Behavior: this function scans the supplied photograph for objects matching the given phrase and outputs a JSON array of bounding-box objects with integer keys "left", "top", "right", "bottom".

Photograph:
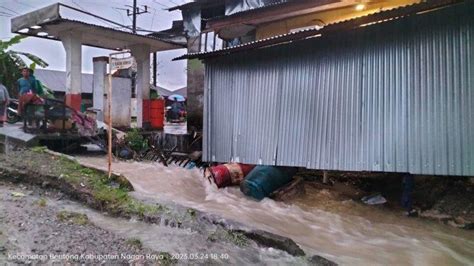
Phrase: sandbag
[{"left": 240, "top": 166, "right": 297, "bottom": 201}]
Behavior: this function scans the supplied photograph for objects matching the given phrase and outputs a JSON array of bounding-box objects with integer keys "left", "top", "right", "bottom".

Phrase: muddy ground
[
  {"left": 298, "top": 170, "right": 474, "bottom": 229},
  {"left": 0, "top": 180, "right": 171, "bottom": 265}
]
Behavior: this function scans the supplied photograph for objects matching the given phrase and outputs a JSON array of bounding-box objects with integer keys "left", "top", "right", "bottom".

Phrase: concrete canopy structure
[{"left": 11, "top": 3, "right": 183, "bottom": 127}]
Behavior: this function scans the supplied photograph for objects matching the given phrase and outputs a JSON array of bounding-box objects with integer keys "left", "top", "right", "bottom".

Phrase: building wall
[
  {"left": 203, "top": 4, "right": 474, "bottom": 176},
  {"left": 255, "top": 0, "right": 420, "bottom": 40},
  {"left": 187, "top": 36, "right": 205, "bottom": 130},
  {"left": 104, "top": 77, "right": 132, "bottom": 128},
  {"left": 187, "top": 58, "right": 205, "bottom": 130}
]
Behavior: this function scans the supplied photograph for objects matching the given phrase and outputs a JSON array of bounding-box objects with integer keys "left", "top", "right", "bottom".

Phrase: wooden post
[
  {"left": 107, "top": 56, "right": 113, "bottom": 178},
  {"left": 323, "top": 171, "right": 329, "bottom": 184}
]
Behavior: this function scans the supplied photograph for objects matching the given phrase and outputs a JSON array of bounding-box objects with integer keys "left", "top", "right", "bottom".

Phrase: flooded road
[{"left": 77, "top": 156, "right": 474, "bottom": 265}]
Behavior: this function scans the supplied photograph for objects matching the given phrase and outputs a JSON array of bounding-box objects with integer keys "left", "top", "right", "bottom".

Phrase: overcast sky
[{"left": 0, "top": 0, "right": 189, "bottom": 90}]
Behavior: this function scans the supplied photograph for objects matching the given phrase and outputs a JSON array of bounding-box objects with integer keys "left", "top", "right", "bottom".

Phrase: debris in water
[
  {"left": 11, "top": 192, "right": 25, "bottom": 197},
  {"left": 271, "top": 176, "right": 305, "bottom": 201},
  {"left": 361, "top": 193, "right": 387, "bottom": 205}
]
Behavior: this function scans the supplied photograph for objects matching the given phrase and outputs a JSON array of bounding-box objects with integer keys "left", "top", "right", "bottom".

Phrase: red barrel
[
  {"left": 207, "top": 163, "right": 255, "bottom": 188},
  {"left": 150, "top": 99, "right": 164, "bottom": 129},
  {"left": 142, "top": 99, "right": 150, "bottom": 123}
]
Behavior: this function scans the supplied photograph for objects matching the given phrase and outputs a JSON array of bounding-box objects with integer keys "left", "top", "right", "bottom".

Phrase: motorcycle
[
  {"left": 166, "top": 105, "right": 187, "bottom": 123},
  {"left": 7, "top": 99, "right": 21, "bottom": 124}
]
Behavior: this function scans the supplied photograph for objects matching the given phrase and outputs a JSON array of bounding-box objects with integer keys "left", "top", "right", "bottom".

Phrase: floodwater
[
  {"left": 53, "top": 200, "right": 301, "bottom": 265},
  {"left": 77, "top": 156, "right": 474, "bottom": 265}
]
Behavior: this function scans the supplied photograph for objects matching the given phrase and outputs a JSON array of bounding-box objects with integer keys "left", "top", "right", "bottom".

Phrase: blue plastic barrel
[{"left": 240, "top": 166, "right": 297, "bottom": 201}]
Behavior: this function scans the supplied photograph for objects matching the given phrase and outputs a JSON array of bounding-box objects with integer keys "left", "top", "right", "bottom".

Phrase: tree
[{"left": 0, "top": 35, "right": 48, "bottom": 97}]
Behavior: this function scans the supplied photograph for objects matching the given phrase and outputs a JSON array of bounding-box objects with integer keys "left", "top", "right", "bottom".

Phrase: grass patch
[
  {"left": 125, "top": 238, "right": 143, "bottom": 249},
  {"left": 35, "top": 197, "right": 47, "bottom": 207},
  {"left": 125, "top": 200, "right": 166, "bottom": 217},
  {"left": 23, "top": 148, "right": 166, "bottom": 221},
  {"left": 124, "top": 128, "right": 148, "bottom": 152},
  {"left": 57, "top": 211, "right": 89, "bottom": 225},
  {"left": 226, "top": 231, "right": 249, "bottom": 247},
  {"left": 58, "top": 155, "right": 165, "bottom": 218},
  {"left": 31, "top": 146, "right": 48, "bottom": 153},
  {"left": 187, "top": 208, "right": 197, "bottom": 218},
  {"left": 158, "top": 252, "right": 176, "bottom": 265},
  {"left": 207, "top": 230, "right": 249, "bottom": 247}
]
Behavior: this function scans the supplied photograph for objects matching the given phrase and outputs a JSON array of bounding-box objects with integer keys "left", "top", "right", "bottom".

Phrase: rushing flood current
[{"left": 77, "top": 156, "right": 474, "bottom": 265}]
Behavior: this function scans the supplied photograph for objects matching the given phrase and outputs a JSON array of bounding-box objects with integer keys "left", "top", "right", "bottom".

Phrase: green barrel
[{"left": 240, "top": 166, "right": 297, "bottom": 201}]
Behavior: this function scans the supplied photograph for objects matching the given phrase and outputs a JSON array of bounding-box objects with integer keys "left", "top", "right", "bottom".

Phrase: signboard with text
[{"left": 110, "top": 56, "right": 136, "bottom": 71}]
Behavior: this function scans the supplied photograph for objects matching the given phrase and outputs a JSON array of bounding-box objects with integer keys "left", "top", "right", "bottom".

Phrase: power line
[
  {"left": 111, "top": 7, "right": 126, "bottom": 25},
  {"left": 150, "top": 8, "right": 157, "bottom": 30},
  {"left": 14, "top": 0, "right": 35, "bottom": 9},
  {"left": 0, "top": 6, "right": 19, "bottom": 15},
  {"left": 0, "top": 10, "right": 14, "bottom": 16},
  {"left": 166, "top": 0, "right": 180, "bottom": 6},
  {"left": 66, "top": 1, "right": 124, "bottom": 29},
  {"left": 152, "top": 0, "right": 171, "bottom": 9},
  {"left": 121, "top": 0, "right": 150, "bottom": 33}
]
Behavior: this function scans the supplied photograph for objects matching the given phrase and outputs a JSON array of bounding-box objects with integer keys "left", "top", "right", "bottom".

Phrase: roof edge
[{"left": 174, "top": 0, "right": 464, "bottom": 60}]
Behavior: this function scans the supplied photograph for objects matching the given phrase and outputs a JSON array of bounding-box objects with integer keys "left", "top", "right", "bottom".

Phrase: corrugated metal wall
[{"left": 203, "top": 3, "right": 474, "bottom": 176}]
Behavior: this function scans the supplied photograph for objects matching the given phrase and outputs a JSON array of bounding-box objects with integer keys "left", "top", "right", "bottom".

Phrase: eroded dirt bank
[{"left": 0, "top": 149, "right": 333, "bottom": 265}]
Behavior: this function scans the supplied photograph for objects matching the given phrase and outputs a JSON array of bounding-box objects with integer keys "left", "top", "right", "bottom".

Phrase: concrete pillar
[
  {"left": 92, "top": 56, "right": 108, "bottom": 121},
  {"left": 131, "top": 44, "right": 151, "bottom": 128},
  {"left": 61, "top": 32, "right": 82, "bottom": 111}
]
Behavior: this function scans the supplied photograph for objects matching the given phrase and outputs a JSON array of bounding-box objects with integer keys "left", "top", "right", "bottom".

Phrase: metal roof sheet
[
  {"left": 35, "top": 69, "right": 185, "bottom": 97},
  {"left": 152, "top": 85, "right": 187, "bottom": 98},
  {"left": 174, "top": 0, "right": 463, "bottom": 60},
  {"left": 34, "top": 69, "right": 93, "bottom": 94},
  {"left": 11, "top": 3, "right": 184, "bottom": 52}
]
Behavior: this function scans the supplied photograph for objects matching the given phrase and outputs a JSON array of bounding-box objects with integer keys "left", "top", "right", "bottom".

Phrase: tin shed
[{"left": 200, "top": 2, "right": 474, "bottom": 176}]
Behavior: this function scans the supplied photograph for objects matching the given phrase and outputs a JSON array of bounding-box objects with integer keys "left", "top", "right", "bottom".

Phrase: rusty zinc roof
[{"left": 174, "top": 0, "right": 463, "bottom": 60}]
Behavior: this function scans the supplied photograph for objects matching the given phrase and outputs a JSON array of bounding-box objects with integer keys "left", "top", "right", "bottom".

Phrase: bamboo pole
[{"left": 107, "top": 55, "right": 113, "bottom": 178}]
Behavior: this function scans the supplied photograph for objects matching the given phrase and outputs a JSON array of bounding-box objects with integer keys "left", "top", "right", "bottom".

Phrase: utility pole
[
  {"left": 126, "top": 0, "right": 148, "bottom": 33},
  {"left": 124, "top": 1, "right": 149, "bottom": 96},
  {"left": 132, "top": 0, "right": 137, "bottom": 33},
  {"left": 153, "top": 53, "right": 157, "bottom": 87}
]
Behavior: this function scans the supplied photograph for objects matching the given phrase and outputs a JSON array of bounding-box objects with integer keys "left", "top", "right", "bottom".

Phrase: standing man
[
  {"left": 17, "top": 67, "right": 37, "bottom": 96},
  {"left": 0, "top": 76, "right": 10, "bottom": 127},
  {"left": 17, "top": 67, "right": 38, "bottom": 117}
]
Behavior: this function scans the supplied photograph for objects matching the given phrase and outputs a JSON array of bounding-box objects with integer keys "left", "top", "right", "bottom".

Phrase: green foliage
[
  {"left": 207, "top": 230, "right": 249, "bottom": 247},
  {"left": 31, "top": 146, "right": 48, "bottom": 153},
  {"left": 21, "top": 149, "right": 168, "bottom": 227},
  {"left": 124, "top": 129, "right": 148, "bottom": 152},
  {"left": 158, "top": 252, "right": 176, "bottom": 265},
  {"left": 0, "top": 35, "right": 25, "bottom": 50},
  {"left": 56, "top": 211, "right": 89, "bottom": 225},
  {"left": 187, "top": 208, "right": 197, "bottom": 218},
  {"left": 36, "top": 197, "right": 47, "bottom": 207},
  {"left": 0, "top": 35, "right": 48, "bottom": 97},
  {"left": 125, "top": 238, "right": 143, "bottom": 249}
]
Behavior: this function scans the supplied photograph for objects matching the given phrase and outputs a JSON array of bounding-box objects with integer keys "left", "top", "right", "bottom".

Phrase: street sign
[
  {"left": 107, "top": 50, "right": 135, "bottom": 178},
  {"left": 110, "top": 56, "right": 136, "bottom": 71}
]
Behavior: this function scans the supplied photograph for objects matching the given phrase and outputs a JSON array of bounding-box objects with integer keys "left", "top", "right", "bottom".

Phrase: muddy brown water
[{"left": 77, "top": 156, "right": 474, "bottom": 265}]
